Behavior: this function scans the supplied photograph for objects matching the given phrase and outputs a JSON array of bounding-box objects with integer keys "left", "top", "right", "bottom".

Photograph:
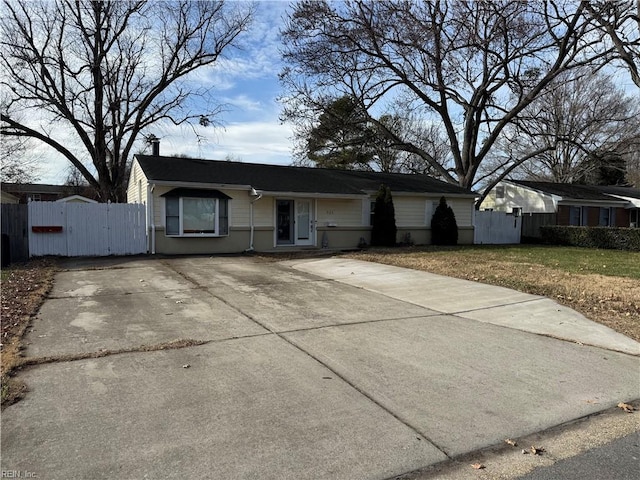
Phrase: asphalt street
[{"left": 518, "top": 431, "right": 640, "bottom": 480}]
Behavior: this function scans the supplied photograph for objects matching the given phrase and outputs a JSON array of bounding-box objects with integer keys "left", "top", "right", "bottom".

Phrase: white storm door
[{"left": 295, "top": 200, "right": 314, "bottom": 245}]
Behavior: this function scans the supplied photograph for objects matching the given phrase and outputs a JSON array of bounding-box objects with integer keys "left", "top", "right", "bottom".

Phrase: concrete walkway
[
  {"left": 287, "top": 258, "right": 640, "bottom": 355},
  {"left": 1, "top": 256, "right": 638, "bottom": 480}
]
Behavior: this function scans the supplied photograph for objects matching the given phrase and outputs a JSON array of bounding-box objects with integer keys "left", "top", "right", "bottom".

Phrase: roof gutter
[
  {"left": 605, "top": 194, "right": 640, "bottom": 208},
  {"left": 147, "top": 183, "right": 156, "bottom": 254},
  {"left": 559, "top": 199, "right": 628, "bottom": 206},
  {"left": 145, "top": 181, "right": 368, "bottom": 199},
  {"left": 256, "top": 191, "right": 367, "bottom": 199},
  {"left": 246, "top": 187, "right": 263, "bottom": 252},
  {"left": 146, "top": 180, "right": 253, "bottom": 191}
]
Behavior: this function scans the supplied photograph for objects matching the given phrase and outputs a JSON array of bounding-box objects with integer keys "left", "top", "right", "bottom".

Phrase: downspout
[
  {"left": 147, "top": 183, "right": 156, "bottom": 254},
  {"left": 246, "top": 187, "right": 263, "bottom": 251}
]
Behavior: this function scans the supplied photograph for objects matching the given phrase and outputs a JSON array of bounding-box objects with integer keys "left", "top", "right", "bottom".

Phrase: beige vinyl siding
[
  {"left": 232, "top": 195, "right": 272, "bottom": 227},
  {"left": 316, "top": 198, "right": 363, "bottom": 226},
  {"left": 482, "top": 182, "right": 556, "bottom": 213},
  {"left": 423, "top": 197, "right": 474, "bottom": 227},
  {"left": 482, "top": 190, "right": 498, "bottom": 210},
  {"left": 448, "top": 198, "right": 474, "bottom": 226},
  {"left": 126, "top": 160, "right": 147, "bottom": 204},
  {"left": 230, "top": 195, "right": 251, "bottom": 226},
  {"left": 394, "top": 197, "right": 427, "bottom": 226},
  {"left": 506, "top": 184, "right": 556, "bottom": 213}
]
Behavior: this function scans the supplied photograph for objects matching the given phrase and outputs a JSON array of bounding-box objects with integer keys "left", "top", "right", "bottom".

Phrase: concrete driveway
[{"left": 2, "top": 255, "right": 638, "bottom": 479}]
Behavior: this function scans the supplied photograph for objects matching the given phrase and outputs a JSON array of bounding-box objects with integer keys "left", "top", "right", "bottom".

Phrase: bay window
[{"left": 162, "top": 188, "right": 230, "bottom": 237}]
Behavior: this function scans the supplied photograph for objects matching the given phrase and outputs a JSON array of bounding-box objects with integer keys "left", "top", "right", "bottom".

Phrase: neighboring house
[
  {"left": 56, "top": 195, "right": 98, "bottom": 204},
  {"left": 482, "top": 180, "right": 640, "bottom": 229},
  {"left": 128, "top": 154, "right": 477, "bottom": 254},
  {"left": 0, "top": 190, "right": 19, "bottom": 204},
  {"left": 0, "top": 183, "right": 99, "bottom": 203}
]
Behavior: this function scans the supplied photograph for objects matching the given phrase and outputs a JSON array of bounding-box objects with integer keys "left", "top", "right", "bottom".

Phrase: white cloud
[
  {"left": 34, "top": 119, "right": 294, "bottom": 184},
  {"left": 192, "top": 1, "right": 287, "bottom": 91},
  {"left": 221, "top": 94, "right": 264, "bottom": 112},
  {"left": 158, "top": 120, "right": 294, "bottom": 165}
]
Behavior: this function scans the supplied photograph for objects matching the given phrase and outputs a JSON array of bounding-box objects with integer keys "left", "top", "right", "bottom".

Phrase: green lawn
[{"left": 402, "top": 245, "right": 640, "bottom": 279}]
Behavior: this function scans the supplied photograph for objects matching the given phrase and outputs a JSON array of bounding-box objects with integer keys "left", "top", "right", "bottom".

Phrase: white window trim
[
  {"left": 425, "top": 200, "right": 438, "bottom": 225},
  {"left": 165, "top": 197, "right": 228, "bottom": 237},
  {"left": 362, "top": 198, "right": 371, "bottom": 226}
]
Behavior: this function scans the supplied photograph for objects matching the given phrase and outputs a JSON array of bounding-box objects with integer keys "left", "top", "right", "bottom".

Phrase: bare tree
[
  {"left": 378, "top": 112, "right": 451, "bottom": 177},
  {"left": 0, "top": 95, "right": 40, "bottom": 182},
  {"left": 0, "top": 0, "right": 253, "bottom": 202},
  {"left": 625, "top": 141, "right": 640, "bottom": 186},
  {"left": 281, "top": 0, "right": 628, "bottom": 205},
  {"left": 585, "top": 0, "right": 640, "bottom": 88},
  {"left": 0, "top": 134, "right": 40, "bottom": 183},
  {"left": 484, "top": 70, "right": 640, "bottom": 187}
]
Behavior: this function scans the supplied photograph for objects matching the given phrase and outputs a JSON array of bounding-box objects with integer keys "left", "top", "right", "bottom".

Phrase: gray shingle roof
[
  {"left": 135, "top": 155, "right": 475, "bottom": 196},
  {"left": 1, "top": 183, "right": 70, "bottom": 194}
]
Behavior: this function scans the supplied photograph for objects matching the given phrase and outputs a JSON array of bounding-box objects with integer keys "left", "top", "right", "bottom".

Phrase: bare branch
[
  {"left": 0, "top": 0, "right": 253, "bottom": 201},
  {"left": 585, "top": 0, "right": 640, "bottom": 88},
  {"left": 280, "top": 0, "right": 624, "bottom": 201}
]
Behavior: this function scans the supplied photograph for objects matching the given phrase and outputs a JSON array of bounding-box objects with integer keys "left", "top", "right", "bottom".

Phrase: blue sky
[
  {"left": 157, "top": 1, "right": 293, "bottom": 161},
  {"left": 36, "top": 0, "right": 294, "bottom": 184}
]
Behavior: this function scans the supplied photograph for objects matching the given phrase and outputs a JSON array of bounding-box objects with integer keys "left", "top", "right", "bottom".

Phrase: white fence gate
[
  {"left": 474, "top": 210, "right": 522, "bottom": 244},
  {"left": 29, "top": 202, "right": 146, "bottom": 257}
]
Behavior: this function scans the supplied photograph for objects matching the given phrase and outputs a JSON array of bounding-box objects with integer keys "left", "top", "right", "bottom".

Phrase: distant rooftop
[{"left": 510, "top": 180, "right": 640, "bottom": 202}]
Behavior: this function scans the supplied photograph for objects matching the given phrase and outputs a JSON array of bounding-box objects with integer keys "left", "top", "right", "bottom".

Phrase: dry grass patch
[
  {"left": 1, "top": 258, "right": 57, "bottom": 408},
  {"left": 345, "top": 246, "right": 640, "bottom": 342}
]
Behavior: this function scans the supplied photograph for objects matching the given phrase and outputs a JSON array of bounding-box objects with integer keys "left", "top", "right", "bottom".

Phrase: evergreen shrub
[
  {"left": 371, "top": 184, "right": 397, "bottom": 247},
  {"left": 431, "top": 196, "right": 458, "bottom": 245},
  {"left": 540, "top": 226, "right": 640, "bottom": 251}
]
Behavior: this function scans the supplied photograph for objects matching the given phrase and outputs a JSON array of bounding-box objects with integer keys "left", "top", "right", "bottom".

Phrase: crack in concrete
[
  {"left": 163, "top": 260, "right": 454, "bottom": 461},
  {"left": 48, "top": 286, "right": 202, "bottom": 300},
  {"left": 18, "top": 338, "right": 210, "bottom": 368}
]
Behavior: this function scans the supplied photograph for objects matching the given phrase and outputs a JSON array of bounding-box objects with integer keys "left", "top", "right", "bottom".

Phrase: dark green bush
[
  {"left": 371, "top": 184, "right": 397, "bottom": 247},
  {"left": 540, "top": 226, "right": 640, "bottom": 251},
  {"left": 431, "top": 196, "right": 458, "bottom": 245}
]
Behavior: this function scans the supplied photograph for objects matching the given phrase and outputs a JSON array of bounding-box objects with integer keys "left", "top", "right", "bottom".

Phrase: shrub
[
  {"left": 431, "top": 196, "right": 458, "bottom": 245},
  {"left": 371, "top": 184, "right": 397, "bottom": 247},
  {"left": 540, "top": 226, "right": 640, "bottom": 251}
]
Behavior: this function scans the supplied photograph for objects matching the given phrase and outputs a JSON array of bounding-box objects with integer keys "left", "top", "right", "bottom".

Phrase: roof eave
[
  {"left": 558, "top": 198, "right": 629, "bottom": 206},
  {"left": 360, "top": 189, "right": 476, "bottom": 198},
  {"left": 243, "top": 190, "right": 367, "bottom": 199},
  {"left": 145, "top": 180, "right": 254, "bottom": 191},
  {"left": 146, "top": 180, "right": 367, "bottom": 199},
  {"left": 605, "top": 194, "right": 640, "bottom": 207}
]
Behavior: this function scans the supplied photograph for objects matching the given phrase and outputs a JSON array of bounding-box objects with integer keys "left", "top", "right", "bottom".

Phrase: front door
[
  {"left": 276, "top": 199, "right": 314, "bottom": 246},
  {"left": 295, "top": 199, "right": 313, "bottom": 246},
  {"left": 276, "top": 200, "right": 294, "bottom": 244}
]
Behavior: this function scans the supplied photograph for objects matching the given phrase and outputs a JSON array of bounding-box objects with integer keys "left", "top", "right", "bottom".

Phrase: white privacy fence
[
  {"left": 29, "top": 202, "right": 146, "bottom": 257},
  {"left": 474, "top": 210, "right": 522, "bottom": 244}
]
